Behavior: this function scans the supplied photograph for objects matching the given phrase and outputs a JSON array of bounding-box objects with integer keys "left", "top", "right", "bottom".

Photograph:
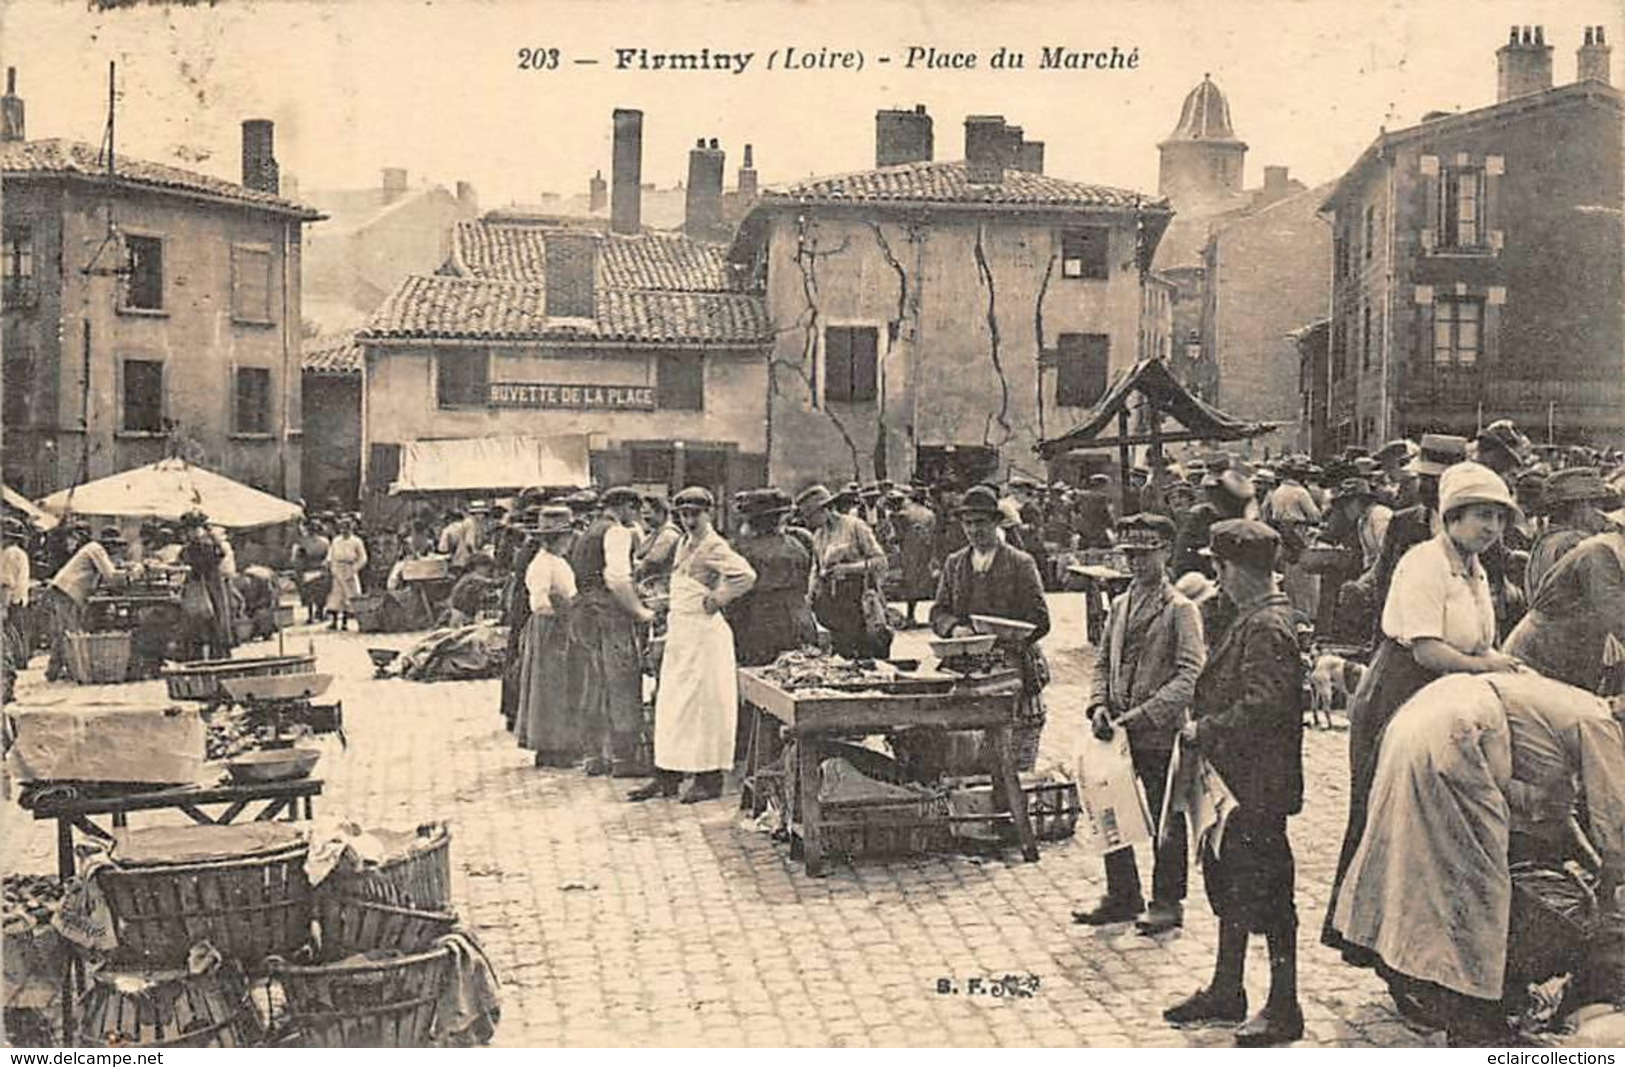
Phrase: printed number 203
[{"left": 517, "top": 48, "right": 560, "bottom": 70}]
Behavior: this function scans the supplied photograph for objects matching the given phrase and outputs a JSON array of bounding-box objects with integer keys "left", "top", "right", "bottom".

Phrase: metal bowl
[
  {"left": 969, "top": 615, "right": 1039, "bottom": 642},
  {"left": 225, "top": 746, "right": 321, "bottom": 784},
  {"left": 928, "top": 634, "right": 998, "bottom": 660}
]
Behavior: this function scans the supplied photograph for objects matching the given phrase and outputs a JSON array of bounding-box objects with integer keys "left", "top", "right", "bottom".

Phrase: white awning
[
  {"left": 391, "top": 434, "right": 592, "bottom": 494},
  {"left": 37, "top": 459, "right": 301, "bottom": 530},
  {"left": 4, "top": 485, "right": 59, "bottom": 530}
]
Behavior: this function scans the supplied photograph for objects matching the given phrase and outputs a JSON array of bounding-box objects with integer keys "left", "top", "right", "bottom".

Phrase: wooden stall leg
[
  {"left": 55, "top": 819, "right": 74, "bottom": 883},
  {"left": 740, "top": 705, "right": 760, "bottom": 815},
  {"left": 797, "top": 735, "right": 826, "bottom": 877},
  {"left": 989, "top": 725, "right": 1040, "bottom": 863},
  {"left": 55, "top": 818, "right": 76, "bottom": 1044}
]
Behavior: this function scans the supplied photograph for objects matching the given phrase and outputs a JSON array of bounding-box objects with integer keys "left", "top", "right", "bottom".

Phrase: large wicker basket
[
  {"left": 76, "top": 962, "right": 263, "bottom": 1048},
  {"left": 315, "top": 894, "right": 458, "bottom": 962},
  {"left": 326, "top": 823, "right": 451, "bottom": 911},
  {"left": 162, "top": 653, "right": 317, "bottom": 703},
  {"left": 65, "top": 631, "right": 132, "bottom": 685},
  {"left": 96, "top": 842, "right": 312, "bottom": 967},
  {"left": 269, "top": 946, "right": 450, "bottom": 1047}
]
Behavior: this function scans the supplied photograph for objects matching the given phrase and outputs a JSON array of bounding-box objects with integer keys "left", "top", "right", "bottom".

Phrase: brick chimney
[
  {"left": 588, "top": 170, "right": 608, "bottom": 213},
  {"left": 876, "top": 105, "right": 933, "bottom": 167},
  {"left": 381, "top": 167, "right": 408, "bottom": 203},
  {"left": 1498, "top": 25, "right": 1554, "bottom": 101},
  {"left": 684, "top": 137, "right": 726, "bottom": 241},
  {"left": 240, "top": 119, "right": 279, "bottom": 194},
  {"left": 964, "top": 115, "right": 1010, "bottom": 184},
  {"left": 1579, "top": 26, "right": 1612, "bottom": 84},
  {"left": 737, "top": 144, "right": 758, "bottom": 200},
  {"left": 544, "top": 232, "right": 596, "bottom": 319},
  {"left": 611, "top": 108, "right": 643, "bottom": 236},
  {"left": 1014, "top": 139, "right": 1045, "bottom": 174},
  {"left": 2, "top": 68, "right": 24, "bottom": 143}
]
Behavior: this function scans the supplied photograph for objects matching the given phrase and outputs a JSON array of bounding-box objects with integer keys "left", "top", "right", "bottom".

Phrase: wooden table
[
  {"left": 739, "top": 670, "right": 1039, "bottom": 877},
  {"left": 25, "top": 777, "right": 322, "bottom": 1041}
]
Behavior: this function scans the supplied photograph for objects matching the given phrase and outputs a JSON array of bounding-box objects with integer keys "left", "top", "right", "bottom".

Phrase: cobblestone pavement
[{"left": 2, "top": 593, "right": 1439, "bottom": 1047}]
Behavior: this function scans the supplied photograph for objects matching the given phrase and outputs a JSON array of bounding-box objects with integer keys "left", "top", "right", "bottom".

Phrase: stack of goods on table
[
  {"left": 7, "top": 700, "right": 209, "bottom": 808},
  {"left": 3, "top": 876, "right": 68, "bottom": 1043},
  {"left": 54, "top": 821, "right": 498, "bottom": 1047},
  {"left": 161, "top": 650, "right": 342, "bottom": 771}
]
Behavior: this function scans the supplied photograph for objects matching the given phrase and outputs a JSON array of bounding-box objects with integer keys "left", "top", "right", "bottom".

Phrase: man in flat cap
[{"left": 1074, "top": 514, "right": 1206, "bottom": 934}]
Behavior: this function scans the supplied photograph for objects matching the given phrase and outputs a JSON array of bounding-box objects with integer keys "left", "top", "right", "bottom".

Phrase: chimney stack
[
  {"left": 1264, "top": 165, "right": 1290, "bottom": 190},
  {"left": 611, "top": 108, "right": 644, "bottom": 236},
  {"left": 455, "top": 181, "right": 479, "bottom": 213},
  {"left": 875, "top": 105, "right": 934, "bottom": 167},
  {"left": 240, "top": 119, "right": 279, "bottom": 194},
  {"left": 964, "top": 115, "right": 1010, "bottom": 185},
  {"left": 1578, "top": 26, "right": 1612, "bottom": 84},
  {"left": 1014, "top": 139, "right": 1045, "bottom": 174},
  {"left": 685, "top": 137, "right": 726, "bottom": 241},
  {"left": 544, "top": 232, "right": 597, "bottom": 319},
  {"left": 381, "top": 167, "right": 408, "bottom": 202},
  {"left": 2, "top": 68, "right": 24, "bottom": 143},
  {"left": 737, "top": 144, "right": 758, "bottom": 201},
  {"left": 1498, "top": 24, "right": 1554, "bottom": 101},
  {"left": 588, "top": 169, "right": 608, "bottom": 213}
]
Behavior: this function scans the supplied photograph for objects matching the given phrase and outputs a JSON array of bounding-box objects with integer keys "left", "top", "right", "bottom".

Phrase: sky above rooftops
[{"left": 2, "top": 0, "right": 1616, "bottom": 213}]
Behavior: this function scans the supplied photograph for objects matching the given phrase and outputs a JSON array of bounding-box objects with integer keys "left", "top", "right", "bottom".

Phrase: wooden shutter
[
  {"left": 1081, "top": 334, "right": 1110, "bottom": 405},
  {"left": 824, "top": 327, "right": 853, "bottom": 402},
  {"left": 1054, "top": 333, "right": 1086, "bottom": 406},
  {"left": 850, "top": 328, "right": 878, "bottom": 402},
  {"left": 232, "top": 246, "right": 272, "bottom": 322}
]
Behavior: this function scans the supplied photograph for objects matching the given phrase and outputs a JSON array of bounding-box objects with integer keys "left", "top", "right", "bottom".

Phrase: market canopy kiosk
[
  {"left": 37, "top": 458, "right": 302, "bottom": 529},
  {"left": 1038, "top": 358, "right": 1280, "bottom": 514}
]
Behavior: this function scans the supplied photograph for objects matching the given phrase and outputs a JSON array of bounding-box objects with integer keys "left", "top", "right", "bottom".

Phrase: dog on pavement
[{"left": 1308, "top": 653, "right": 1366, "bottom": 729}]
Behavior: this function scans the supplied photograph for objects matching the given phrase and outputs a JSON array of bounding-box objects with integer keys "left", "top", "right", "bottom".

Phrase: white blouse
[
  {"left": 1382, "top": 532, "right": 1497, "bottom": 655},
  {"left": 525, "top": 549, "right": 578, "bottom": 616}
]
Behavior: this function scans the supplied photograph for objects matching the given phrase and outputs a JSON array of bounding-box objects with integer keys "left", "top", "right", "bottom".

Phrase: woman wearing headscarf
[
  {"left": 1323, "top": 462, "right": 1524, "bottom": 957},
  {"left": 515, "top": 507, "right": 581, "bottom": 765},
  {"left": 796, "top": 484, "right": 890, "bottom": 660},
  {"left": 290, "top": 518, "right": 331, "bottom": 624},
  {"left": 325, "top": 515, "right": 368, "bottom": 631},
  {"left": 177, "top": 511, "right": 236, "bottom": 661},
  {"left": 628, "top": 488, "right": 756, "bottom": 804}
]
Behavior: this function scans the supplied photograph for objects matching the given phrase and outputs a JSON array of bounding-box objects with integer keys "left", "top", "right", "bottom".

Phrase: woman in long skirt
[
  {"left": 325, "top": 516, "right": 369, "bottom": 631},
  {"left": 514, "top": 508, "right": 581, "bottom": 765}
]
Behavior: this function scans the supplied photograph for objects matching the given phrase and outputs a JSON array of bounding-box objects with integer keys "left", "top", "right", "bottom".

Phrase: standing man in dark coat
[
  {"left": 1073, "top": 514, "right": 1206, "bottom": 934},
  {"left": 1172, "top": 457, "right": 1253, "bottom": 578},
  {"left": 1164, "top": 519, "right": 1305, "bottom": 1046},
  {"left": 1074, "top": 474, "right": 1117, "bottom": 550}
]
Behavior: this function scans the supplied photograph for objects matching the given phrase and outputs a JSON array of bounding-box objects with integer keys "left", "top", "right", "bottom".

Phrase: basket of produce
[
  {"left": 969, "top": 615, "right": 1039, "bottom": 643},
  {"left": 221, "top": 673, "right": 333, "bottom": 704},
  {"left": 95, "top": 825, "right": 312, "bottom": 967},
  {"left": 325, "top": 823, "right": 452, "bottom": 911},
  {"left": 65, "top": 630, "right": 132, "bottom": 685},
  {"left": 76, "top": 960, "right": 263, "bottom": 1048},
  {"left": 163, "top": 653, "right": 317, "bottom": 702},
  {"left": 268, "top": 946, "right": 451, "bottom": 1048},
  {"left": 927, "top": 634, "right": 997, "bottom": 661},
  {"left": 315, "top": 895, "right": 458, "bottom": 962},
  {"left": 225, "top": 746, "right": 321, "bottom": 784}
]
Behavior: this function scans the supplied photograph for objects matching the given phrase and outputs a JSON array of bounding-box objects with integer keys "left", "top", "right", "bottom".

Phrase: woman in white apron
[{"left": 628, "top": 487, "right": 756, "bottom": 804}]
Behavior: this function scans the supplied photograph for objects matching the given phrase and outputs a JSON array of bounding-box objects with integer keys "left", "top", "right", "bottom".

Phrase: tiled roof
[
  {"left": 0, "top": 138, "right": 322, "bottom": 218},
  {"left": 450, "top": 221, "right": 734, "bottom": 291},
  {"left": 361, "top": 275, "right": 771, "bottom": 346},
  {"left": 762, "top": 160, "right": 1167, "bottom": 211},
  {"left": 302, "top": 333, "right": 363, "bottom": 376}
]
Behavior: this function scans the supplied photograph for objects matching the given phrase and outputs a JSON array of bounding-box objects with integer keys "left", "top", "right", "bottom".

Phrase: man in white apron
[{"left": 627, "top": 487, "right": 757, "bottom": 804}]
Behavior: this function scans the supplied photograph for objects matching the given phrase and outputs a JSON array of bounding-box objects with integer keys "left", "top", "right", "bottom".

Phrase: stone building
[
  {"left": 1, "top": 70, "right": 321, "bottom": 499},
  {"left": 356, "top": 110, "right": 774, "bottom": 512},
  {"left": 300, "top": 332, "right": 363, "bottom": 507},
  {"left": 726, "top": 108, "right": 1171, "bottom": 490},
  {"left": 1319, "top": 26, "right": 1623, "bottom": 452}
]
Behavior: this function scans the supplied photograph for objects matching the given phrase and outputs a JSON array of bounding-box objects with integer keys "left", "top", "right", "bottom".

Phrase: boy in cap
[
  {"left": 1166, "top": 519, "right": 1305, "bottom": 1045},
  {"left": 1074, "top": 514, "right": 1205, "bottom": 934}
]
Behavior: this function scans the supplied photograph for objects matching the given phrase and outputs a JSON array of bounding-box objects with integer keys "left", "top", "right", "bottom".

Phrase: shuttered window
[
  {"left": 656, "top": 354, "right": 704, "bottom": 411},
  {"left": 2, "top": 226, "right": 34, "bottom": 309},
  {"left": 122, "top": 359, "right": 164, "bottom": 432},
  {"left": 824, "top": 326, "right": 878, "bottom": 404},
  {"left": 1433, "top": 298, "right": 1483, "bottom": 367},
  {"left": 123, "top": 235, "right": 164, "bottom": 311},
  {"left": 436, "top": 349, "right": 490, "bottom": 408},
  {"left": 1055, "top": 333, "right": 1110, "bottom": 408},
  {"left": 1061, "top": 228, "right": 1110, "bottom": 280},
  {"left": 232, "top": 245, "right": 273, "bottom": 324},
  {"left": 234, "top": 367, "right": 273, "bottom": 434}
]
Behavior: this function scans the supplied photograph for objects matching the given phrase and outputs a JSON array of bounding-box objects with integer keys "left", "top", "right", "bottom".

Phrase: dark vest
[{"left": 569, "top": 516, "right": 618, "bottom": 590}]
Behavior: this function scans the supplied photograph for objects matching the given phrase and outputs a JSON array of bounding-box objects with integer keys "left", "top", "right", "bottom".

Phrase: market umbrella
[
  {"left": 37, "top": 458, "right": 303, "bottom": 530},
  {"left": 3, "top": 484, "right": 59, "bottom": 530}
]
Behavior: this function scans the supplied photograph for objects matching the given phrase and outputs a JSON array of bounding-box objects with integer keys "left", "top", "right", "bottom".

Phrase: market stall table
[
  {"left": 1067, "top": 562, "right": 1132, "bottom": 645},
  {"left": 739, "top": 668, "right": 1039, "bottom": 876}
]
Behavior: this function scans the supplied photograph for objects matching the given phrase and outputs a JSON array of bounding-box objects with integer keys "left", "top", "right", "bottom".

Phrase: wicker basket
[
  {"left": 163, "top": 654, "right": 318, "bottom": 702},
  {"left": 65, "top": 631, "right": 132, "bottom": 685},
  {"left": 315, "top": 895, "right": 458, "bottom": 962},
  {"left": 76, "top": 962, "right": 263, "bottom": 1048},
  {"left": 96, "top": 842, "right": 312, "bottom": 967},
  {"left": 327, "top": 824, "right": 451, "bottom": 911},
  {"left": 270, "top": 946, "right": 450, "bottom": 1047}
]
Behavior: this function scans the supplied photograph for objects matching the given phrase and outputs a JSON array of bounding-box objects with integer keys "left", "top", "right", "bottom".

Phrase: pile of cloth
[{"left": 387, "top": 622, "right": 509, "bottom": 682}]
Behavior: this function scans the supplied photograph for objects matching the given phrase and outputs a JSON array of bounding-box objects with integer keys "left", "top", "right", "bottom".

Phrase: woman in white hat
[{"left": 1324, "top": 462, "right": 1524, "bottom": 958}]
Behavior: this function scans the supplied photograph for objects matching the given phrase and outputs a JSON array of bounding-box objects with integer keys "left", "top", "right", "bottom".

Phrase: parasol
[{"left": 36, "top": 459, "right": 302, "bottom": 530}]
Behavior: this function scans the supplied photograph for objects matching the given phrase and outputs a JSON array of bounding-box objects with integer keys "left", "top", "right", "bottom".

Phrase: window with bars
[
  {"left": 122, "top": 359, "right": 165, "bottom": 432},
  {"left": 122, "top": 235, "right": 164, "bottom": 311},
  {"left": 656, "top": 354, "right": 704, "bottom": 411},
  {"left": 3, "top": 226, "right": 34, "bottom": 308},
  {"left": 1439, "top": 167, "right": 1485, "bottom": 249},
  {"left": 1060, "top": 228, "right": 1110, "bottom": 280},
  {"left": 1054, "top": 333, "right": 1110, "bottom": 408},
  {"left": 436, "top": 348, "right": 490, "bottom": 408},
  {"left": 824, "top": 326, "right": 878, "bottom": 404},
  {"left": 1433, "top": 298, "right": 1483, "bottom": 367},
  {"left": 232, "top": 245, "right": 273, "bottom": 324},
  {"left": 234, "top": 367, "right": 272, "bottom": 434}
]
